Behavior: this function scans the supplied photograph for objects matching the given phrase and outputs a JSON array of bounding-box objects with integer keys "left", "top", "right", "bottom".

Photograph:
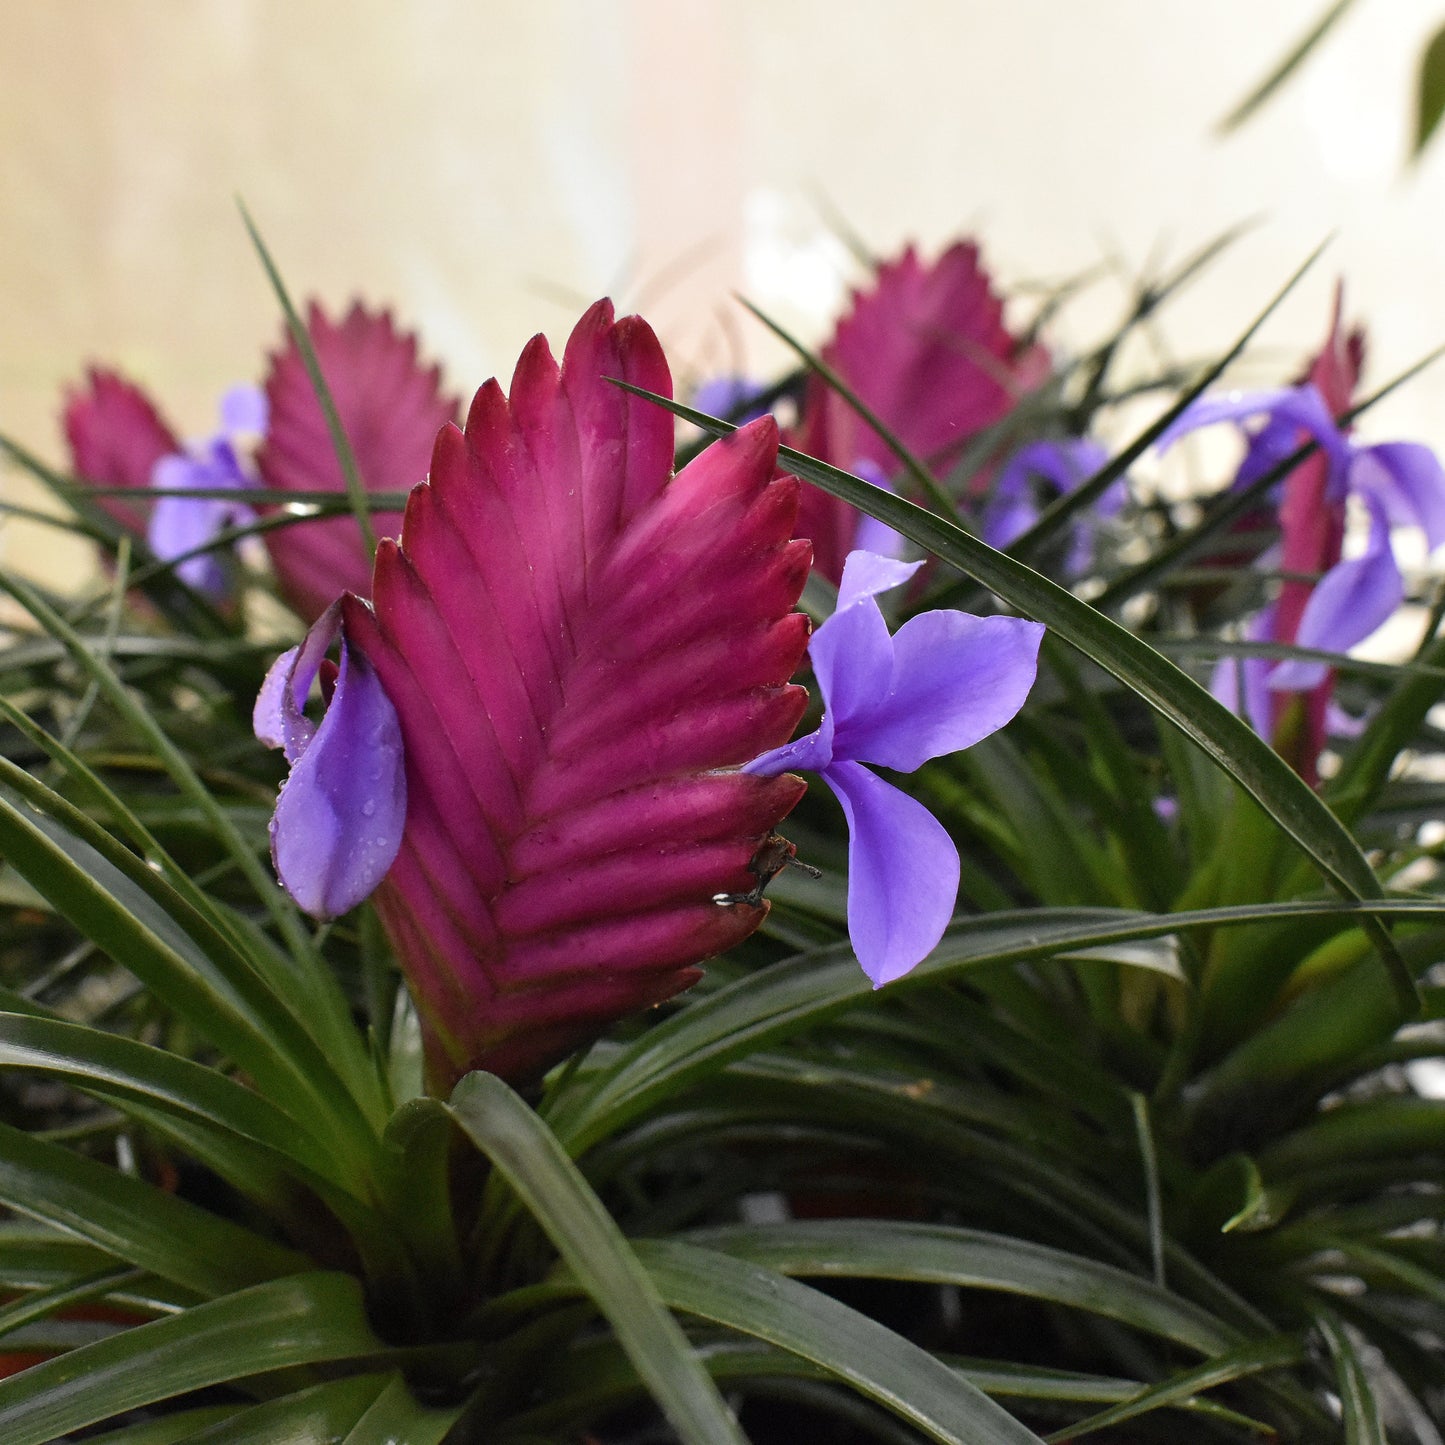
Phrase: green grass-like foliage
[{"left": 0, "top": 231, "right": 1443, "bottom": 1442}]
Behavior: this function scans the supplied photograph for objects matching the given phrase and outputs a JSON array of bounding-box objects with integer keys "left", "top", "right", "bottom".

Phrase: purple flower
[
  {"left": 253, "top": 600, "right": 407, "bottom": 919},
  {"left": 1158, "top": 384, "right": 1445, "bottom": 691},
  {"left": 745, "top": 549, "right": 1044, "bottom": 987},
  {"left": 691, "top": 375, "right": 772, "bottom": 427},
  {"left": 147, "top": 384, "right": 267, "bottom": 599},
  {"left": 981, "top": 438, "right": 1123, "bottom": 573}
]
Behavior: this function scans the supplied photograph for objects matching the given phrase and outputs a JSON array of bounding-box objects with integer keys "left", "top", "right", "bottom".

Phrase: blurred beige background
[{"left": 5, "top": 0, "right": 1445, "bottom": 584}]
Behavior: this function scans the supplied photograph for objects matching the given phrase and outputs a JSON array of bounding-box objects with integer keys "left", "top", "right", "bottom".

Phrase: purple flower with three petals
[
  {"left": 253, "top": 600, "right": 407, "bottom": 920},
  {"left": 745, "top": 549, "right": 1044, "bottom": 987},
  {"left": 147, "top": 384, "right": 267, "bottom": 599},
  {"left": 981, "top": 438, "right": 1124, "bottom": 574},
  {"left": 1158, "top": 384, "right": 1445, "bottom": 695}
]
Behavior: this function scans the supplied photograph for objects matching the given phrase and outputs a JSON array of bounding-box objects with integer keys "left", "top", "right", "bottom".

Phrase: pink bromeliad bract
[
  {"left": 793, "top": 241, "right": 1049, "bottom": 583},
  {"left": 257, "top": 300, "right": 812, "bottom": 1090},
  {"left": 258, "top": 301, "right": 459, "bottom": 621}
]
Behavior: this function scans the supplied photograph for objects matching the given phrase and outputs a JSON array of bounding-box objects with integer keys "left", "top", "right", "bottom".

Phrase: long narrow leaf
[
  {"left": 0, "top": 1120, "right": 307, "bottom": 1297},
  {"left": 547, "top": 899, "right": 1444, "bottom": 1156},
  {"left": 448, "top": 1071, "right": 749, "bottom": 1445},
  {"left": 685, "top": 1221, "right": 1238, "bottom": 1355},
  {"left": 633, "top": 1239, "right": 1046, "bottom": 1445},
  {"left": 0, "top": 1273, "right": 387, "bottom": 1445}
]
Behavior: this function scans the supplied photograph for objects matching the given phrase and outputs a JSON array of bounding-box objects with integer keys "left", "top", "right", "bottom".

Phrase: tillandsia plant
[{"left": 2, "top": 222, "right": 1445, "bottom": 1445}]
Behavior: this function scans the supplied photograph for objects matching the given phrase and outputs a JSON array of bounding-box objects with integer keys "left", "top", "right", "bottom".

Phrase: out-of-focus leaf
[
  {"left": 449, "top": 1070, "right": 749, "bottom": 1445},
  {"left": 0, "top": 1120, "right": 308, "bottom": 1297},
  {"left": 1217, "top": 0, "right": 1359, "bottom": 133},
  {"left": 0, "top": 1273, "right": 388, "bottom": 1445},
  {"left": 340, "top": 1372, "right": 465, "bottom": 1444},
  {"left": 1315, "top": 1311, "right": 1386, "bottom": 1445},
  {"left": 1416, "top": 23, "right": 1445, "bottom": 155}
]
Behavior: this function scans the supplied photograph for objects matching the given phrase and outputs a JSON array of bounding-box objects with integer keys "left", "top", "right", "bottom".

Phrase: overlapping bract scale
[
  {"left": 343, "top": 301, "right": 811, "bottom": 1087},
  {"left": 257, "top": 301, "right": 458, "bottom": 620},
  {"left": 62, "top": 368, "right": 180, "bottom": 536},
  {"left": 793, "top": 241, "right": 1049, "bottom": 581}
]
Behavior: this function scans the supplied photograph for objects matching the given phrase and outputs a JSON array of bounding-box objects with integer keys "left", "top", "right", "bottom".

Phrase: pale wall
[{"left": 4, "top": 1, "right": 1444, "bottom": 582}]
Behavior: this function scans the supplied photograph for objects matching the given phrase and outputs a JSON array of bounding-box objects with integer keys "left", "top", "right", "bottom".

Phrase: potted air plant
[{"left": 0, "top": 223, "right": 1443, "bottom": 1443}]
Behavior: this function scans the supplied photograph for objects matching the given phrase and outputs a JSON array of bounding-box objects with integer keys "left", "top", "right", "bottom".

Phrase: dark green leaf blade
[
  {"left": 634, "top": 1239, "right": 1046, "bottom": 1445},
  {"left": 448, "top": 1071, "right": 748, "bottom": 1445},
  {"left": 0, "top": 1274, "right": 387, "bottom": 1445}
]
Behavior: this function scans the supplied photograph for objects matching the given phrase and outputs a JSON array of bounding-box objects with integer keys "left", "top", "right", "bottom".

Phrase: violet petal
[
  {"left": 821, "top": 759, "right": 959, "bottom": 987},
  {"left": 837, "top": 610, "right": 1045, "bottom": 772},
  {"left": 1209, "top": 605, "right": 1275, "bottom": 737},
  {"left": 1351, "top": 442, "right": 1445, "bottom": 551},
  {"left": 742, "top": 723, "right": 835, "bottom": 779},
  {"left": 220, "top": 383, "right": 269, "bottom": 436},
  {"left": 253, "top": 602, "right": 343, "bottom": 763},
  {"left": 269, "top": 637, "right": 406, "bottom": 919},
  {"left": 807, "top": 551, "right": 920, "bottom": 726},
  {"left": 1269, "top": 503, "right": 1402, "bottom": 692}
]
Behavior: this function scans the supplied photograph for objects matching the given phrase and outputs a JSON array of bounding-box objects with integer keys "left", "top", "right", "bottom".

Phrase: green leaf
[
  {"left": 1050, "top": 1335, "right": 1302, "bottom": 1442},
  {"left": 547, "top": 900, "right": 1445, "bottom": 1157},
  {"left": 448, "top": 1071, "right": 748, "bottom": 1445},
  {"left": 340, "top": 1373, "right": 465, "bottom": 1444},
  {"left": 0, "top": 1266, "right": 145, "bottom": 1345},
  {"left": 633, "top": 1239, "right": 1046, "bottom": 1445},
  {"left": 684, "top": 1221, "right": 1238, "bottom": 1356},
  {"left": 1217, "top": 0, "right": 1358, "bottom": 132},
  {"left": 1314, "top": 1310, "right": 1386, "bottom": 1445},
  {"left": 0, "top": 1119, "right": 309, "bottom": 1297},
  {"left": 0, "top": 1273, "right": 389, "bottom": 1445},
  {"left": 1417, "top": 24, "right": 1445, "bottom": 155},
  {"left": 82, "top": 1407, "right": 241, "bottom": 1443},
  {"left": 0, "top": 765, "right": 377, "bottom": 1177},
  {"left": 0, "top": 1011, "right": 354, "bottom": 1193}
]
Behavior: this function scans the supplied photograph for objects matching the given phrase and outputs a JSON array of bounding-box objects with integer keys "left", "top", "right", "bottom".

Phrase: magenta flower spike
[
  {"left": 147, "top": 384, "right": 266, "bottom": 599},
  {"left": 257, "top": 300, "right": 812, "bottom": 1090},
  {"left": 746, "top": 550, "right": 1044, "bottom": 987},
  {"left": 257, "top": 301, "right": 459, "bottom": 622},
  {"left": 62, "top": 368, "right": 181, "bottom": 537},
  {"left": 792, "top": 242, "right": 1050, "bottom": 582}
]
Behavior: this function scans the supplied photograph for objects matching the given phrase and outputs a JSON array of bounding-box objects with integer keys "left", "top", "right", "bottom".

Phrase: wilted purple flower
[
  {"left": 147, "top": 385, "right": 267, "bottom": 599},
  {"left": 252, "top": 600, "right": 406, "bottom": 919},
  {"left": 745, "top": 549, "right": 1044, "bottom": 987},
  {"left": 1158, "top": 383, "right": 1445, "bottom": 693},
  {"left": 981, "top": 438, "right": 1123, "bottom": 573}
]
